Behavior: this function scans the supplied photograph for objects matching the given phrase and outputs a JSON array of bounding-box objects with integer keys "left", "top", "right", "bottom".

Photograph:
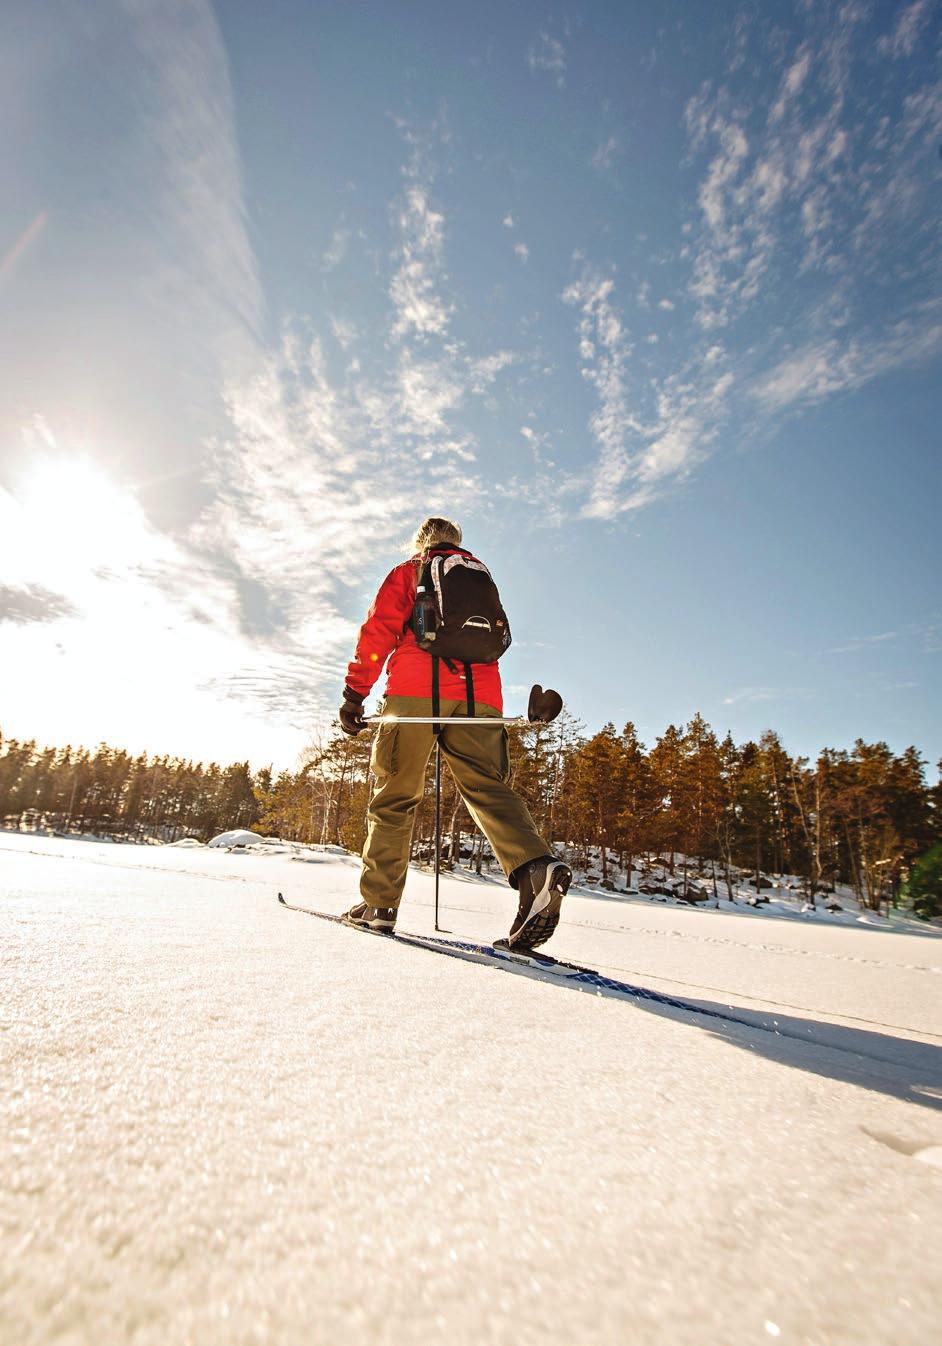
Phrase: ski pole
[
  {"left": 363, "top": 715, "right": 525, "bottom": 725},
  {"left": 357, "top": 689, "right": 563, "bottom": 930},
  {"left": 360, "top": 684, "right": 563, "bottom": 729},
  {"left": 434, "top": 738, "right": 442, "bottom": 931},
  {"left": 363, "top": 716, "right": 519, "bottom": 931}
]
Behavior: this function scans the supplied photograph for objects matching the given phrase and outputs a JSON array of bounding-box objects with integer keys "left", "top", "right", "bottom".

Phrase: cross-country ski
[{"left": 276, "top": 891, "right": 829, "bottom": 1035}]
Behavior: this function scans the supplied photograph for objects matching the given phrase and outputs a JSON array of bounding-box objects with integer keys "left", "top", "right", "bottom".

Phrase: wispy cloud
[
  {"left": 527, "top": 31, "right": 567, "bottom": 87},
  {"left": 769, "top": 45, "right": 812, "bottom": 125},
  {"left": 550, "top": 0, "right": 942, "bottom": 510},
  {"left": 722, "top": 688, "right": 778, "bottom": 706},
  {"left": 514, "top": 241, "right": 530, "bottom": 263},
  {"left": 753, "top": 312, "right": 942, "bottom": 413},
  {"left": 828, "top": 622, "right": 941, "bottom": 657},
  {"left": 829, "top": 631, "right": 898, "bottom": 656},
  {"left": 468, "top": 350, "right": 516, "bottom": 394},
  {"left": 190, "top": 119, "right": 524, "bottom": 704},
  {"left": 202, "top": 336, "right": 484, "bottom": 613},
  {"left": 128, "top": 0, "right": 265, "bottom": 352},
  {"left": 562, "top": 271, "right": 639, "bottom": 516},
  {"left": 0, "top": 583, "right": 76, "bottom": 625},
  {"left": 394, "top": 354, "right": 470, "bottom": 455},
  {"left": 322, "top": 221, "right": 350, "bottom": 271},
  {"left": 722, "top": 686, "right": 811, "bottom": 707},
  {"left": 389, "top": 178, "right": 451, "bottom": 340},
  {"left": 558, "top": 11, "right": 942, "bottom": 517},
  {"left": 330, "top": 315, "right": 358, "bottom": 350},
  {"left": 563, "top": 267, "right": 734, "bottom": 517},
  {"left": 591, "top": 136, "right": 619, "bottom": 171},
  {"left": 681, "top": 0, "right": 942, "bottom": 416},
  {"left": 878, "top": 0, "right": 933, "bottom": 59}
]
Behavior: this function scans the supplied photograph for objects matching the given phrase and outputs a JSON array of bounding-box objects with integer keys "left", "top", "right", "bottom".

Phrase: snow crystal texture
[{"left": 2, "top": 834, "right": 941, "bottom": 1345}]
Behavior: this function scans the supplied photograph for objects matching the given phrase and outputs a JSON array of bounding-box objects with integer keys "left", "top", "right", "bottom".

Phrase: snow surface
[{"left": 2, "top": 832, "right": 941, "bottom": 1346}]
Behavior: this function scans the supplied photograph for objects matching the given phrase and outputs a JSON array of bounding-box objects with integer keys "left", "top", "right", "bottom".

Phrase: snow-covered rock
[{"left": 207, "top": 829, "right": 263, "bottom": 848}]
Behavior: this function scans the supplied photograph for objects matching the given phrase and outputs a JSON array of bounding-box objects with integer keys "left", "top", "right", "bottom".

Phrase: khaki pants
[{"left": 360, "top": 695, "right": 551, "bottom": 908}]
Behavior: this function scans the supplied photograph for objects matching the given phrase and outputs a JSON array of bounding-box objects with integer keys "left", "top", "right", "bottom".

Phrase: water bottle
[{"left": 414, "top": 585, "right": 437, "bottom": 644}]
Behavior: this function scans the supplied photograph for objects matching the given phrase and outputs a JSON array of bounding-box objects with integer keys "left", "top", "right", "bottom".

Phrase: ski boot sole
[{"left": 507, "top": 862, "right": 572, "bottom": 950}]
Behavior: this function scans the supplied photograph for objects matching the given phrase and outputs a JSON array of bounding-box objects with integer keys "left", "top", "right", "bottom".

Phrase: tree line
[
  {"left": 2, "top": 714, "right": 939, "bottom": 915},
  {"left": 0, "top": 738, "right": 261, "bottom": 844}
]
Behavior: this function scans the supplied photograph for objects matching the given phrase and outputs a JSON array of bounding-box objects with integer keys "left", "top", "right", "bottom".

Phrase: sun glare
[{"left": 7, "top": 455, "right": 155, "bottom": 584}]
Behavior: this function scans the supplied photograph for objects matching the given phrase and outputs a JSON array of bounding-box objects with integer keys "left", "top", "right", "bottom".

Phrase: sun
[{"left": 10, "top": 454, "right": 152, "bottom": 584}]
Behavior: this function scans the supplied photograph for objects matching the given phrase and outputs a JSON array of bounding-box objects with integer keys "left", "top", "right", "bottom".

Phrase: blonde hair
[{"left": 412, "top": 516, "right": 462, "bottom": 553}]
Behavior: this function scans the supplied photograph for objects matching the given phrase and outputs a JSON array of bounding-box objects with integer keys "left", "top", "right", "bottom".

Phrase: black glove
[
  {"left": 527, "top": 684, "right": 563, "bottom": 724},
  {"left": 339, "top": 687, "right": 366, "bottom": 736}
]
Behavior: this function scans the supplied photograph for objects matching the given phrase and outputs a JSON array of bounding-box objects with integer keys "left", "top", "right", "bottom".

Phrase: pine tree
[
  {"left": 648, "top": 724, "right": 684, "bottom": 874},
  {"left": 735, "top": 741, "right": 772, "bottom": 894},
  {"left": 565, "top": 724, "right": 628, "bottom": 879},
  {"left": 677, "top": 713, "right": 723, "bottom": 896},
  {"left": 886, "top": 746, "right": 931, "bottom": 897},
  {"left": 930, "top": 761, "right": 942, "bottom": 846},
  {"left": 616, "top": 721, "right": 655, "bottom": 887},
  {"left": 716, "top": 733, "right": 742, "bottom": 901},
  {"left": 904, "top": 844, "right": 942, "bottom": 919}
]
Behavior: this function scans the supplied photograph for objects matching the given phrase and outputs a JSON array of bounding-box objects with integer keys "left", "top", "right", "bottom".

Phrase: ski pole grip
[{"left": 527, "top": 685, "right": 563, "bottom": 723}]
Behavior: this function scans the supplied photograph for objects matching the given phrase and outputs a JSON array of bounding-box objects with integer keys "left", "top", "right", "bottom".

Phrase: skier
[{"left": 338, "top": 516, "right": 571, "bottom": 949}]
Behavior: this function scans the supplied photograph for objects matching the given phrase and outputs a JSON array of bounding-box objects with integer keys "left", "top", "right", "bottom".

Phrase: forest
[{"left": 2, "top": 712, "right": 940, "bottom": 916}]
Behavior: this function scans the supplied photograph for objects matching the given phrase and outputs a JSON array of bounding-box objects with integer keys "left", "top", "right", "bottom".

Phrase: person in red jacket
[{"left": 339, "top": 516, "right": 571, "bottom": 949}]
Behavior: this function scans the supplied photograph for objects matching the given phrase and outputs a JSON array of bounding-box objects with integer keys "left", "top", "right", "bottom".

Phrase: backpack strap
[
  {"left": 431, "top": 654, "right": 441, "bottom": 736},
  {"left": 463, "top": 662, "right": 475, "bottom": 718},
  {"left": 418, "top": 549, "right": 477, "bottom": 724}
]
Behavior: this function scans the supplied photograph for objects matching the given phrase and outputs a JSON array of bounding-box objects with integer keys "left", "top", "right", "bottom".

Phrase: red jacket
[{"left": 345, "top": 548, "right": 503, "bottom": 711}]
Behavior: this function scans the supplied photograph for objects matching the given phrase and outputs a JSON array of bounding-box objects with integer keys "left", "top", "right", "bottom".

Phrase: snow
[
  {"left": 567, "top": 849, "right": 934, "bottom": 933},
  {"left": 207, "top": 828, "right": 264, "bottom": 848},
  {"left": 2, "top": 832, "right": 941, "bottom": 1346}
]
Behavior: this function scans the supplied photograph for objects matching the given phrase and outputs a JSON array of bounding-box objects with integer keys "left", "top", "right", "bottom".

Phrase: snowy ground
[{"left": 2, "top": 833, "right": 941, "bottom": 1346}]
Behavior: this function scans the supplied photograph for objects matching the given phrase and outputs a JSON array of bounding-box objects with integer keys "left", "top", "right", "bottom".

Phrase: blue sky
[{"left": 1, "top": 0, "right": 940, "bottom": 770}]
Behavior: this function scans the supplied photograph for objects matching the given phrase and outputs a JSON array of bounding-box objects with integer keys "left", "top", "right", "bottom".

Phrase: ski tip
[{"left": 277, "top": 891, "right": 286, "bottom": 904}]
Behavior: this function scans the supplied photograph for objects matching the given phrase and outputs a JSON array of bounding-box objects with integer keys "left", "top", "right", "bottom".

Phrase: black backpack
[{"left": 411, "top": 546, "right": 512, "bottom": 665}]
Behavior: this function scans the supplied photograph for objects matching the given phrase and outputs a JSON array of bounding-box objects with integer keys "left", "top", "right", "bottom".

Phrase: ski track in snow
[
  {"left": 566, "top": 915, "right": 942, "bottom": 977},
  {"left": 2, "top": 833, "right": 941, "bottom": 1346}
]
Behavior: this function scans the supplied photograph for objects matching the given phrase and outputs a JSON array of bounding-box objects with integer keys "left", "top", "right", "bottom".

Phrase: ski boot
[
  {"left": 342, "top": 902, "right": 397, "bottom": 932},
  {"left": 505, "top": 856, "right": 572, "bottom": 950}
]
